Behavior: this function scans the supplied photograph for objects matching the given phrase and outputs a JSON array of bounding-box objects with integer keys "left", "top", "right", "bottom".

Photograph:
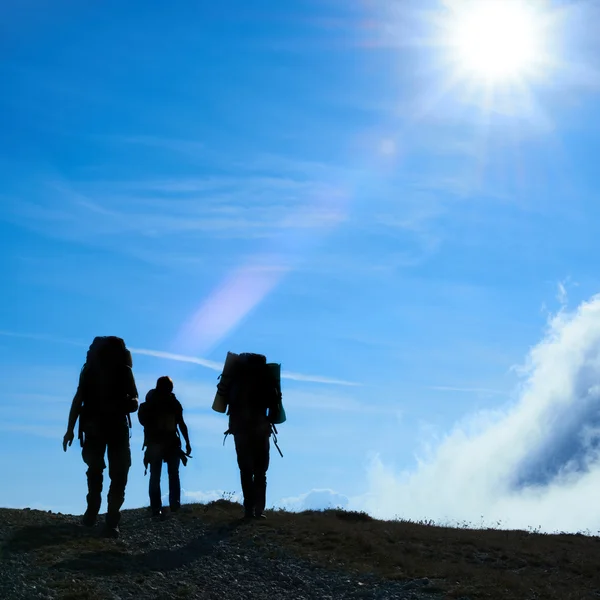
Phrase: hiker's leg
[
  {"left": 106, "top": 428, "right": 131, "bottom": 527},
  {"left": 234, "top": 434, "right": 255, "bottom": 515},
  {"left": 82, "top": 435, "right": 107, "bottom": 520},
  {"left": 253, "top": 434, "right": 270, "bottom": 516},
  {"left": 167, "top": 453, "right": 181, "bottom": 511},
  {"left": 149, "top": 459, "right": 163, "bottom": 514}
]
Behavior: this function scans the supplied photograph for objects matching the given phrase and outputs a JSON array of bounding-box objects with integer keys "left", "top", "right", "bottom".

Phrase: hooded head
[{"left": 156, "top": 375, "right": 174, "bottom": 394}]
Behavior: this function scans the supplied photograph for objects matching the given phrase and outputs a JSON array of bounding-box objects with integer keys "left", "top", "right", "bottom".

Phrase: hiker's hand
[
  {"left": 63, "top": 429, "right": 74, "bottom": 452},
  {"left": 185, "top": 443, "right": 192, "bottom": 456}
]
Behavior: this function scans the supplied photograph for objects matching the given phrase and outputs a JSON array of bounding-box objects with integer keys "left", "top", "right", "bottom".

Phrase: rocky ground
[
  {"left": 0, "top": 503, "right": 440, "bottom": 600},
  {"left": 2, "top": 500, "right": 600, "bottom": 599}
]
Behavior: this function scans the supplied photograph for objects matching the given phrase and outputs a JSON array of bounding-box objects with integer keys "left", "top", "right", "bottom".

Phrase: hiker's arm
[
  {"left": 178, "top": 413, "right": 192, "bottom": 454},
  {"left": 124, "top": 367, "right": 139, "bottom": 413},
  {"left": 66, "top": 367, "right": 86, "bottom": 433},
  {"left": 63, "top": 393, "right": 83, "bottom": 452},
  {"left": 66, "top": 393, "right": 83, "bottom": 432}
]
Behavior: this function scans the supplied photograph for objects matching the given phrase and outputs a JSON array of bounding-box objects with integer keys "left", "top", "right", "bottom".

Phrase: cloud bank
[
  {"left": 279, "top": 489, "right": 350, "bottom": 512},
  {"left": 353, "top": 295, "right": 600, "bottom": 533}
]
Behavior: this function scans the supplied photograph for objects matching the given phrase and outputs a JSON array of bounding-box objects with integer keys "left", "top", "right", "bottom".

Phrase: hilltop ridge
[{"left": 1, "top": 500, "right": 598, "bottom": 599}]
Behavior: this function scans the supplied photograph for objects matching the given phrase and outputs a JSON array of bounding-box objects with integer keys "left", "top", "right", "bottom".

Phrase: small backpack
[
  {"left": 139, "top": 389, "right": 181, "bottom": 443},
  {"left": 78, "top": 336, "right": 137, "bottom": 431},
  {"left": 139, "top": 388, "right": 187, "bottom": 473}
]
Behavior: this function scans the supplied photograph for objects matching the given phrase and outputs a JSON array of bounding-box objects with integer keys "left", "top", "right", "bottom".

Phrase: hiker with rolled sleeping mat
[
  {"left": 62, "top": 336, "right": 139, "bottom": 539},
  {"left": 138, "top": 376, "right": 192, "bottom": 519},
  {"left": 213, "top": 352, "right": 286, "bottom": 519}
]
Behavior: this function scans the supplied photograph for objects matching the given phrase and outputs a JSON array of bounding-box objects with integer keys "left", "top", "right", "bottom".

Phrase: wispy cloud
[
  {"left": 280, "top": 371, "right": 360, "bottom": 387},
  {"left": 556, "top": 276, "right": 578, "bottom": 307},
  {"left": 106, "top": 135, "right": 206, "bottom": 157},
  {"left": 428, "top": 386, "right": 506, "bottom": 395},
  {"left": 7, "top": 172, "right": 345, "bottom": 242},
  {"left": 0, "top": 331, "right": 359, "bottom": 387},
  {"left": 0, "top": 329, "right": 83, "bottom": 348},
  {"left": 129, "top": 348, "right": 222, "bottom": 371},
  {"left": 557, "top": 281, "right": 568, "bottom": 305},
  {"left": 132, "top": 347, "right": 359, "bottom": 387}
]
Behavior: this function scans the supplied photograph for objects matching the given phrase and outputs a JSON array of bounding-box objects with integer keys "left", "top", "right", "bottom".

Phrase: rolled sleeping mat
[
  {"left": 212, "top": 351, "right": 239, "bottom": 413},
  {"left": 211, "top": 393, "right": 227, "bottom": 413},
  {"left": 267, "top": 362, "right": 286, "bottom": 424},
  {"left": 222, "top": 351, "right": 240, "bottom": 378}
]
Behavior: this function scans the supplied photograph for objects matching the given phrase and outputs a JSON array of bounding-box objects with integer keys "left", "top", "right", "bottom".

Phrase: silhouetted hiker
[
  {"left": 138, "top": 376, "right": 192, "bottom": 518},
  {"left": 63, "top": 336, "right": 139, "bottom": 538},
  {"left": 214, "top": 352, "right": 285, "bottom": 519}
]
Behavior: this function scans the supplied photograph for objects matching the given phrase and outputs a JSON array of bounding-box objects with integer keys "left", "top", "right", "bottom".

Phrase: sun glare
[{"left": 448, "top": 0, "right": 545, "bottom": 83}]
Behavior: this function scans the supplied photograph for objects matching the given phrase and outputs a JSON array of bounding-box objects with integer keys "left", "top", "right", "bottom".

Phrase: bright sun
[{"left": 448, "top": 0, "right": 545, "bottom": 83}]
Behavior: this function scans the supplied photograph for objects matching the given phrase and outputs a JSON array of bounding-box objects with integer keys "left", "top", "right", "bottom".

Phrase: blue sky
[{"left": 3, "top": 0, "right": 600, "bottom": 530}]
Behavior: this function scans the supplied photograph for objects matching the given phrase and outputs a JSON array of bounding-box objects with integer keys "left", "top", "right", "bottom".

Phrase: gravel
[{"left": 0, "top": 508, "right": 442, "bottom": 600}]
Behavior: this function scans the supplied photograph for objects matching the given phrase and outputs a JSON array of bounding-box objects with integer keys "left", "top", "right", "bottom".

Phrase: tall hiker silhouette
[
  {"left": 63, "top": 336, "right": 139, "bottom": 538},
  {"left": 215, "top": 352, "right": 284, "bottom": 519}
]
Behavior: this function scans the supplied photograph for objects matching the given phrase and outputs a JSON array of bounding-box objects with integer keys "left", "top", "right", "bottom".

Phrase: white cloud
[
  {"left": 278, "top": 489, "right": 350, "bottom": 512},
  {"left": 182, "top": 490, "right": 241, "bottom": 504},
  {"left": 183, "top": 488, "right": 350, "bottom": 513},
  {"left": 351, "top": 295, "right": 600, "bottom": 533}
]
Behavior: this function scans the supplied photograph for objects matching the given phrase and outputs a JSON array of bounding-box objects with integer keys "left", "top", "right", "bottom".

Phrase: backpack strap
[
  {"left": 270, "top": 423, "right": 283, "bottom": 458},
  {"left": 222, "top": 425, "right": 283, "bottom": 456}
]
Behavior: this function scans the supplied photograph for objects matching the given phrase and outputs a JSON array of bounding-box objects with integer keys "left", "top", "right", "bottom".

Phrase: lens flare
[{"left": 173, "top": 186, "right": 349, "bottom": 356}]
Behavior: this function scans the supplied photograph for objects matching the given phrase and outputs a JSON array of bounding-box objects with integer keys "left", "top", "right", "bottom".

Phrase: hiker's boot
[
  {"left": 243, "top": 508, "right": 254, "bottom": 520},
  {"left": 82, "top": 510, "right": 98, "bottom": 528},
  {"left": 254, "top": 495, "right": 266, "bottom": 520},
  {"left": 105, "top": 509, "right": 121, "bottom": 538},
  {"left": 103, "top": 524, "right": 120, "bottom": 539}
]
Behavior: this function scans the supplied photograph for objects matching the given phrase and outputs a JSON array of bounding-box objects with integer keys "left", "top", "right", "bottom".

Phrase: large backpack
[
  {"left": 226, "top": 353, "right": 279, "bottom": 434},
  {"left": 77, "top": 336, "right": 137, "bottom": 432}
]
